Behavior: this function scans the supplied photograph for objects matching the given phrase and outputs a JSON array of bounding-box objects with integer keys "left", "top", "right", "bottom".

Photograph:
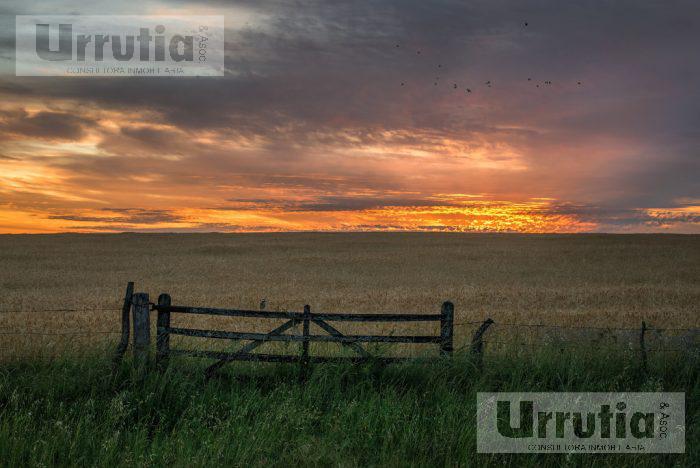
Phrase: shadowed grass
[{"left": 0, "top": 347, "right": 697, "bottom": 467}]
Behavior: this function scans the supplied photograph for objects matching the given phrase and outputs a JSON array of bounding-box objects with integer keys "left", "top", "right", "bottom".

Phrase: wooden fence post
[
  {"left": 301, "top": 305, "right": 311, "bottom": 378},
  {"left": 112, "top": 281, "right": 134, "bottom": 367},
  {"left": 156, "top": 293, "right": 171, "bottom": 369},
  {"left": 471, "top": 318, "right": 494, "bottom": 366},
  {"left": 132, "top": 293, "right": 151, "bottom": 368},
  {"left": 640, "top": 321, "right": 648, "bottom": 373},
  {"left": 440, "top": 301, "right": 454, "bottom": 357}
]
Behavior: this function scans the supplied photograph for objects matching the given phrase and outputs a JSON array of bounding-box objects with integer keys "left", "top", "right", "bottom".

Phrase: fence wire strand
[
  {"left": 455, "top": 320, "right": 698, "bottom": 332},
  {"left": 0, "top": 330, "right": 121, "bottom": 336},
  {"left": 0, "top": 305, "right": 697, "bottom": 349},
  {"left": 481, "top": 339, "right": 691, "bottom": 354},
  {"left": 0, "top": 308, "right": 122, "bottom": 314}
]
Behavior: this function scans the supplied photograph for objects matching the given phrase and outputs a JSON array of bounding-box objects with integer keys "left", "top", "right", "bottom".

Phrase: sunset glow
[{"left": 0, "top": 1, "right": 698, "bottom": 234}]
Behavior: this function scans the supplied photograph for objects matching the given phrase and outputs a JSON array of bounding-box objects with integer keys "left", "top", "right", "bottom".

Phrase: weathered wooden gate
[
  {"left": 128, "top": 292, "right": 453, "bottom": 376},
  {"left": 114, "top": 283, "right": 690, "bottom": 377}
]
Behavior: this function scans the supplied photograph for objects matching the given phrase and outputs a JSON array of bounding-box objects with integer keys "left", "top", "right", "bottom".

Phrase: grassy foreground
[{"left": 0, "top": 348, "right": 697, "bottom": 467}]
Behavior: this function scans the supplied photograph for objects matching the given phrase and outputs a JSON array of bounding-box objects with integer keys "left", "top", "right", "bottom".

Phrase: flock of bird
[{"left": 394, "top": 22, "right": 583, "bottom": 94}]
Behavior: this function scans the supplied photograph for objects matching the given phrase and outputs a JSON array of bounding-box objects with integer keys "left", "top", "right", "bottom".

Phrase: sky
[{"left": 0, "top": 0, "right": 698, "bottom": 233}]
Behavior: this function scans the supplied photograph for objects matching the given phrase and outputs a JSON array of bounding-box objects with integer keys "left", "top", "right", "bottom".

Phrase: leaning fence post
[
  {"left": 132, "top": 293, "right": 151, "bottom": 368},
  {"left": 640, "top": 321, "right": 648, "bottom": 373},
  {"left": 156, "top": 293, "right": 171, "bottom": 369},
  {"left": 440, "top": 301, "right": 454, "bottom": 357},
  {"left": 471, "top": 318, "right": 494, "bottom": 366},
  {"left": 112, "top": 281, "right": 134, "bottom": 367}
]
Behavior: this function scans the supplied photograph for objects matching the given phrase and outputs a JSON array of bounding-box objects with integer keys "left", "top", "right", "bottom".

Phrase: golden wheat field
[{"left": 0, "top": 232, "right": 698, "bottom": 359}]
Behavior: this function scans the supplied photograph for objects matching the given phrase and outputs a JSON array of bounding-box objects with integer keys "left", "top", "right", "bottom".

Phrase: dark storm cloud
[
  {"left": 60, "top": 222, "right": 285, "bottom": 232},
  {"left": 225, "top": 194, "right": 458, "bottom": 211},
  {"left": 0, "top": 110, "right": 94, "bottom": 140},
  {"left": 541, "top": 202, "right": 700, "bottom": 230},
  {"left": 101, "top": 208, "right": 185, "bottom": 224},
  {"left": 4, "top": 0, "right": 698, "bottom": 146},
  {"left": 99, "top": 125, "right": 192, "bottom": 155},
  {"left": 49, "top": 208, "right": 185, "bottom": 224},
  {"left": 119, "top": 126, "right": 180, "bottom": 148},
  {"left": 0, "top": 82, "right": 32, "bottom": 95},
  {"left": 343, "top": 224, "right": 406, "bottom": 230}
]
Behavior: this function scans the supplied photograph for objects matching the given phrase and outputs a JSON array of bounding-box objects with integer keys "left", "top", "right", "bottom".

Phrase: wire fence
[
  {"left": 0, "top": 330, "right": 121, "bottom": 336},
  {"left": 475, "top": 340, "right": 691, "bottom": 353},
  {"left": 0, "top": 306, "right": 123, "bottom": 336},
  {"left": 0, "top": 305, "right": 697, "bottom": 353},
  {"left": 454, "top": 320, "right": 697, "bottom": 332},
  {"left": 0, "top": 307, "right": 122, "bottom": 314}
]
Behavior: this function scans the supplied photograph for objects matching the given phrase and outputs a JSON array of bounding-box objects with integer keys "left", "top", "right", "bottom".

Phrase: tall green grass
[{"left": 0, "top": 348, "right": 697, "bottom": 467}]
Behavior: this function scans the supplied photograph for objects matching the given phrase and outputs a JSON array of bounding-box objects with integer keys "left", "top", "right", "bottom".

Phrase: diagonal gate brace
[
  {"left": 205, "top": 319, "right": 299, "bottom": 378},
  {"left": 312, "top": 318, "right": 372, "bottom": 358}
]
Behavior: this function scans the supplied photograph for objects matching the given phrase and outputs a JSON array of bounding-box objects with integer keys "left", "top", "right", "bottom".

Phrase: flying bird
[
  {"left": 392, "top": 39, "right": 583, "bottom": 98},
  {"left": 524, "top": 21, "right": 528, "bottom": 27}
]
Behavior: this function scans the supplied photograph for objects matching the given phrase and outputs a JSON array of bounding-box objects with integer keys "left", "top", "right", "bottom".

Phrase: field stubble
[{"left": 0, "top": 233, "right": 697, "bottom": 359}]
